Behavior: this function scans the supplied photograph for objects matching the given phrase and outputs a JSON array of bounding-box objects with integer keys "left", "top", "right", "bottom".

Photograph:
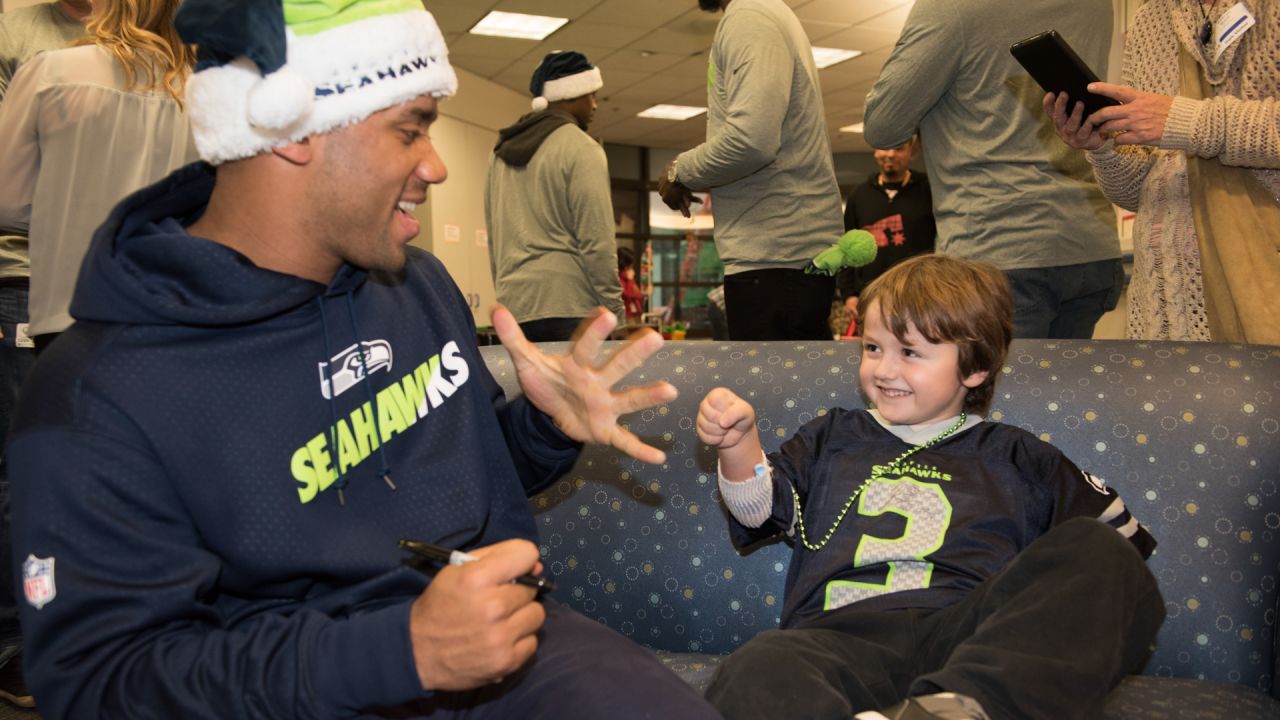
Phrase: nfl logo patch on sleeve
[{"left": 22, "top": 555, "right": 56, "bottom": 609}]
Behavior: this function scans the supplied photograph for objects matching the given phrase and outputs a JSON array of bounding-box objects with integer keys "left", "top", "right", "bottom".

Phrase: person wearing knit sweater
[{"left": 1046, "top": 0, "right": 1279, "bottom": 341}]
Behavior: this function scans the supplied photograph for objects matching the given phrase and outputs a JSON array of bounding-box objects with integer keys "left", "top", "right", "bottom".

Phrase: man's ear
[{"left": 271, "top": 137, "right": 313, "bottom": 166}]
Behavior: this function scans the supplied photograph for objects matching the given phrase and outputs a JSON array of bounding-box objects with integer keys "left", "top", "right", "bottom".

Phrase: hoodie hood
[
  {"left": 493, "top": 109, "right": 579, "bottom": 167},
  {"left": 70, "top": 162, "right": 364, "bottom": 328}
]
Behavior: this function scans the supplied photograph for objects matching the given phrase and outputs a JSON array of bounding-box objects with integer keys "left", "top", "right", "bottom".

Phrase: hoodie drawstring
[
  {"left": 345, "top": 292, "right": 395, "bottom": 491},
  {"left": 316, "top": 292, "right": 396, "bottom": 506},
  {"left": 317, "top": 297, "right": 348, "bottom": 505}
]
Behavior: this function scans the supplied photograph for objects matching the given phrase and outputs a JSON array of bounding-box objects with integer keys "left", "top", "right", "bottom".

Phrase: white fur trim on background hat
[
  {"left": 532, "top": 67, "right": 602, "bottom": 111},
  {"left": 182, "top": 6, "right": 457, "bottom": 165}
]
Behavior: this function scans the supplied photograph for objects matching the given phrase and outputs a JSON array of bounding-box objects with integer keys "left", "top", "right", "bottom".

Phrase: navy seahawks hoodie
[{"left": 7, "top": 163, "right": 581, "bottom": 719}]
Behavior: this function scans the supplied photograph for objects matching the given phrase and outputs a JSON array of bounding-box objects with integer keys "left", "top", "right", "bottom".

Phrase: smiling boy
[{"left": 696, "top": 254, "right": 1163, "bottom": 720}]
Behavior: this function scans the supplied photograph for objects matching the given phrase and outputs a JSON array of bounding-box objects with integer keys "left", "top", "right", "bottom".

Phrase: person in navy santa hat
[
  {"left": 485, "top": 50, "right": 623, "bottom": 342},
  {"left": 4, "top": 0, "right": 722, "bottom": 717}
]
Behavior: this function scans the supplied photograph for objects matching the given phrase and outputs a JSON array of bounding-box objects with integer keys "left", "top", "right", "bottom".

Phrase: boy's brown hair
[{"left": 857, "top": 254, "right": 1013, "bottom": 414}]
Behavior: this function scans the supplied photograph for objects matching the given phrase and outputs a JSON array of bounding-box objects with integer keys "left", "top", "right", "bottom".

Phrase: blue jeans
[
  {"left": 0, "top": 283, "right": 35, "bottom": 656},
  {"left": 1005, "top": 259, "right": 1125, "bottom": 339}
]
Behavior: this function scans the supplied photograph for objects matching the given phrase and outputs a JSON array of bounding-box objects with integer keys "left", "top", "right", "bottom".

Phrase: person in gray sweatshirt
[
  {"left": 863, "top": 0, "right": 1124, "bottom": 340},
  {"left": 658, "top": 0, "right": 843, "bottom": 341},
  {"left": 485, "top": 51, "right": 623, "bottom": 342}
]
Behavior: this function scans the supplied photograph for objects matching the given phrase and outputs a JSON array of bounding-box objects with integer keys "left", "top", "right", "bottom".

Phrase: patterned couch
[{"left": 481, "top": 340, "right": 1280, "bottom": 718}]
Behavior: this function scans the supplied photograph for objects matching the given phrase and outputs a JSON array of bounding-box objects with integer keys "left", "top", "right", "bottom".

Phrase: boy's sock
[{"left": 854, "top": 692, "right": 989, "bottom": 720}]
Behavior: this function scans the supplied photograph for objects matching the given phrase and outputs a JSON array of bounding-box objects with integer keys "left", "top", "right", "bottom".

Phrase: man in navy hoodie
[{"left": 4, "top": 1, "right": 720, "bottom": 718}]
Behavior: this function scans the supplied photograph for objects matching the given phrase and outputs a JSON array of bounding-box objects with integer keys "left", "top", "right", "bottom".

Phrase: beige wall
[{"left": 409, "top": 67, "right": 532, "bottom": 328}]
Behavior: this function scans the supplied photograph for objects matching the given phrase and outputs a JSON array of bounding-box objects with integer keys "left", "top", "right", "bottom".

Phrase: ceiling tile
[
  {"left": 815, "top": 24, "right": 901, "bottom": 55},
  {"left": 494, "top": 0, "right": 603, "bottom": 16},
  {"left": 817, "top": 57, "right": 880, "bottom": 92},
  {"left": 860, "top": 3, "right": 914, "bottom": 32},
  {"left": 595, "top": 48, "right": 687, "bottom": 75},
  {"left": 823, "top": 80, "right": 875, "bottom": 113},
  {"left": 448, "top": 33, "right": 544, "bottom": 60},
  {"left": 543, "top": 21, "right": 650, "bottom": 48},
  {"left": 614, "top": 73, "right": 703, "bottom": 104},
  {"left": 670, "top": 86, "right": 711, "bottom": 106},
  {"left": 799, "top": 18, "right": 851, "bottom": 43},
  {"left": 579, "top": 0, "right": 697, "bottom": 30},
  {"left": 448, "top": 53, "right": 518, "bottom": 78},
  {"left": 425, "top": 3, "right": 492, "bottom": 34},
  {"left": 633, "top": 27, "right": 715, "bottom": 55},
  {"left": 660, "top": 55, "right": 713, "bottom": 84},
  {"left": 594, "top": 68, "right": 658, "bottom": 95},
  {"left": 660, "top": 8, "right": 723, "bottom": 38},
  {"left": 489, "top": 67, "right": 536, "bottom": 95},
  {"left": 793, "top": 0, "right": 904, "bottom": 26}
]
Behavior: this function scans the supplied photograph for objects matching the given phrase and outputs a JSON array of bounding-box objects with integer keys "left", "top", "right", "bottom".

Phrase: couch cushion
[
  {"left": 482, "top": 340, "right": 1280, "bottom": 697},
  {"left": 650, "top": 651, "right": 1280, "bottom": 719},
  {"left": 1101, "top": 676, "right": 1280, "bottom": 719}
]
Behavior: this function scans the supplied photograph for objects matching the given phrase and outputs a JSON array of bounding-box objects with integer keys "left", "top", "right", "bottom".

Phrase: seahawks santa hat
[
  {"left": 175, "top": 0, "right": 457, "bottom": 165},
  {"left": 529, "top": 51, "right": 602, "bottom": 111}
]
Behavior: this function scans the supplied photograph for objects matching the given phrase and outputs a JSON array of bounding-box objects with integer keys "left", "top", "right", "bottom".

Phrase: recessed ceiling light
[
  {"left": 637, "top": 104, "right": 707, "bottom": 121},
  {"left": 839, "top": 122, "right": 864, "bottom": 133},
  {"left": 469, "top": 11, "right": 568, "bottom": 40},
  {"left": 811, "top": 47, "right": 863, "bottom": 69}
]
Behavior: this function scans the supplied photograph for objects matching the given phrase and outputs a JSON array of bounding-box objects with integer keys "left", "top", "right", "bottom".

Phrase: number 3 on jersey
[{"left": 824, "top": 477, "right": 953, "bottom": 610}]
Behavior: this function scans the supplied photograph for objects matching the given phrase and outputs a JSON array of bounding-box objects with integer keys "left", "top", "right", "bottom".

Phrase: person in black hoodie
[
  {"left": 4, "top": 1, "right": 721, "bottom": 719},
  {"left": 485, "top": 51, "right": 623, "bottom": 342},
  {"left": 836, "top": 134, "right": 936, "bottom": 321}
]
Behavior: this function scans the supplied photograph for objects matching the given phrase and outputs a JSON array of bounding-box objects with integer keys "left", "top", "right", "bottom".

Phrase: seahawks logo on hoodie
[{"left": 318, "top": 340, "right": 394, "bottom": 399}]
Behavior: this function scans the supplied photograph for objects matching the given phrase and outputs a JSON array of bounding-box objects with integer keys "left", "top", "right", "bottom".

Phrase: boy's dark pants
[{"left": 706, "top": 518, "right": 1165, "bottom": 720}]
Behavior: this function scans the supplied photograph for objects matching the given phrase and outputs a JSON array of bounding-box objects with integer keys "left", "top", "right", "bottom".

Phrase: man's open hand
[{"left": 493, "top": 305, "right": 678, "bottom": 465}]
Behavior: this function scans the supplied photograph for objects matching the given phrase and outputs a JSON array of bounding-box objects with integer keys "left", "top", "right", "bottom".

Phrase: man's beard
[{"left": 697, "top": 0, "right": 721, "bottom": 11}]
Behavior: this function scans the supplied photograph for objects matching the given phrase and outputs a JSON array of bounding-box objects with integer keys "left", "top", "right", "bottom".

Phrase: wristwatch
[{"left": 666, "top": 160, "right": 678, "bottom": 184}]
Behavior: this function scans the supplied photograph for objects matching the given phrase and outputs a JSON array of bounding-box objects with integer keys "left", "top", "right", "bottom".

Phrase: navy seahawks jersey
[{"left": 727, "top": 410, "right": 1156, "bottom": 629}]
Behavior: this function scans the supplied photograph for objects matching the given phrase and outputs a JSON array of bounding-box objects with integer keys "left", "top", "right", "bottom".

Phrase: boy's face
[{"left": 859, "top": 300, "right": 988, "bottom": 427}]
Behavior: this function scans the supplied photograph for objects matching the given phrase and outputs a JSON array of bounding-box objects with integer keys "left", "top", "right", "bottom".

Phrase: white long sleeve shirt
[{"left": 0, "top": 44, "right": 197, "bottom": 335}]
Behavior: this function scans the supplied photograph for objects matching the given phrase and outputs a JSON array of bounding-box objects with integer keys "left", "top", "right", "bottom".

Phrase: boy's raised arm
[{"left": 696, "top": 387, "right": 765, "bottom": 481}]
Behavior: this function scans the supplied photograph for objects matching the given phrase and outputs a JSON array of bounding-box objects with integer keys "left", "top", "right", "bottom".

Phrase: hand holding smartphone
[{"left": 1010, "top": 30, "right": 1118, "bottom": 118}]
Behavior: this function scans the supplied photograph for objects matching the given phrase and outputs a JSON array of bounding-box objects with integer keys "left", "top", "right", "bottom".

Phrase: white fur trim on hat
[
  {"left": 186, "top": 10, "right": 457, "bottom": 165},
  {"left": 246, "top": 65, "right": 312, "bottom": 129},
  {"left": 536, "top": 66, "right": 602, "bottom": 107}
]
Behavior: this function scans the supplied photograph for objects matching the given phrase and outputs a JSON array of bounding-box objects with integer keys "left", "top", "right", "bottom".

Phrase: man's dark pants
[
  {"left": 724, "top": 269, "right": 835, "bottom": 341},
  {"left": 372, "top": 599, "right": 720, "bottom": 719}
]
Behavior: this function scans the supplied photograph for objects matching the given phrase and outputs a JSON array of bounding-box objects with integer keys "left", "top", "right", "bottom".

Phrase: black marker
[{"left": 399, "top": 539, "right": 557, "bottom": 594}]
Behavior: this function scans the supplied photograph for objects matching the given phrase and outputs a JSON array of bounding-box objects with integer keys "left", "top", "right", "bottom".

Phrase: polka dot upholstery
[{"left": 481, "top": 340, "right": 1280, "bottom": 716}]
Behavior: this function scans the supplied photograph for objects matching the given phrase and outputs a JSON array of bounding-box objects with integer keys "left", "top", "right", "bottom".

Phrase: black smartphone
[{"left": 1010, "top": 30, "right": 1118, "bottom": 118}]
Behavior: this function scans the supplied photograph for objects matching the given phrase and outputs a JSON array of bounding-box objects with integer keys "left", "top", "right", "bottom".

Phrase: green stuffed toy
[{"left": 805, "top": 229, "right": 877, "bottom": 276}]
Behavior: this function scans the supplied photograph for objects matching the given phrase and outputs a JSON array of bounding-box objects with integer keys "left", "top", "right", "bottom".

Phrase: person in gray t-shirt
[{"left": 658, "top": 0, "right": 843, "bottom": 341}]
